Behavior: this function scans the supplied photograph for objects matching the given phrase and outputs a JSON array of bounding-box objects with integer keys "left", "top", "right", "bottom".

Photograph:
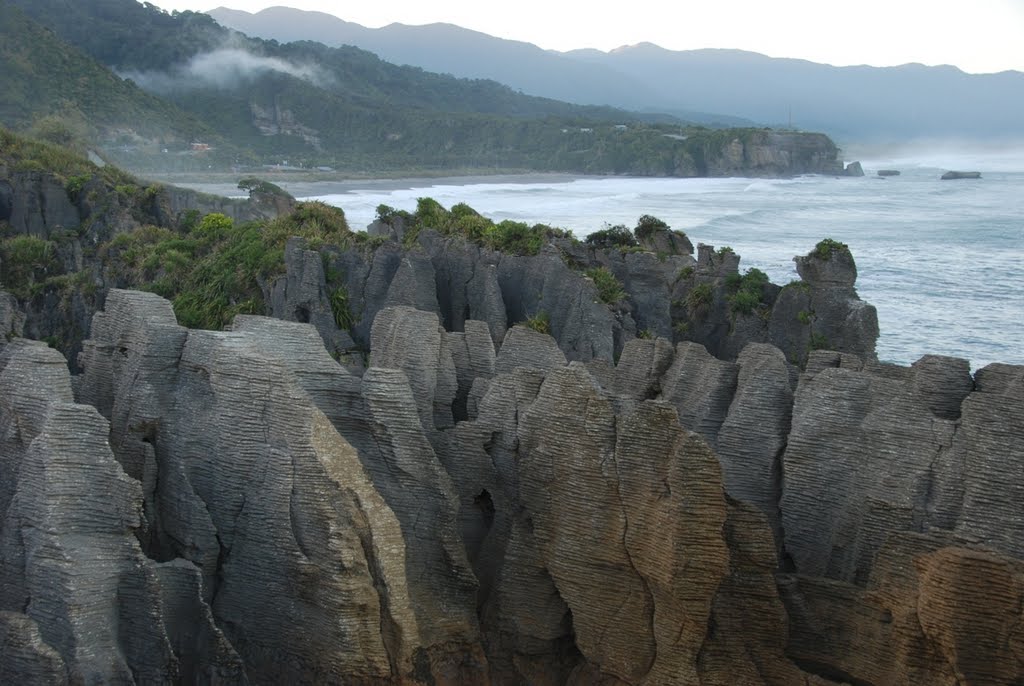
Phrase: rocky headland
[{"left": 1, "top": 136, "right": 1023, "bottom": 685}]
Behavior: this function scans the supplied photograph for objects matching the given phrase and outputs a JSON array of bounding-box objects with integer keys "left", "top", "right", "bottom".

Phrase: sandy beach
[{"left": 145, "top": 172, "right": 587, "bottom": 199}]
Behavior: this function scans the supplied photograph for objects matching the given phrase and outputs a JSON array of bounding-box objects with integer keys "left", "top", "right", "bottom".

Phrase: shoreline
[{"left": 144, "top": 171, "right": 591, "bottom": 198}]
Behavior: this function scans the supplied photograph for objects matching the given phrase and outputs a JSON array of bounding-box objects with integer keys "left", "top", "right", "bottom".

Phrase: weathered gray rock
[
  {"left": 611, "top": 336, "right": 674, "bottom": 399},
  {"left": 780, "top": 531, "right": 1024, "bottom": 685},
  {"left": 267, "top": 237, "right": 356, "bottom": 355},
  {"left": 700, "top": 130, "right": 843, "bottom": 177},
  {"left": 385, "top": 252, "right": 442, "bottom": 315},
  {"left": 449, "top": 320, "right": 496, "bottom": 421},
  {"left": 75, "top": 292, "right": 489, "bottom": 683},
  {"left": 509, "top": 363, "right": 811, "bottom": 683},
  {"left": 795, "top": 245, "right": 858, "bottom": 289},
  {"left": 158, "top": 328, "right": 417, "bottom": 683},
  {"left": 954, "top": 363, "right": 1024, "bottom": 557},
  {"left": 715, "top": 344, "right": 793, "bottom": 546},
  {"left": 779, "top": 354, "right": 1014, "bottom": 584},
  {"left": 325, "top": 241, "right": 402, "bottom": 348},
  {"left": 793, "top": 244, "right": 879, "bottom": 360},
  {"left": 940, "top": 171, "right": 981, "bottom": 180},
  {"left": 844, "top": 161, "right": 865, "bottom": 177},
  {"left": 370, "top": 305, "right": 459, "bottom": 431},
  {"left": 658, "top": 342, "right": 738, "bottom": 448},
  {"left": 419, "top": 233, "right": 508, "bottom": 345},
  {"left": 494, "top": 325, "right": 567, "bottom": 375},
  {"left": 154, "top": 560, "right": 248, "bottom": 684},
  {"left": 497, "top": 246, "right": 615, "bottom": 362},
  {"left": 2, "top": 171, "right": 79, "bottom": 238},
  {"left": 0, "top": 612, "right": 67, "bottom": 684},
  {"left": 636, "top": 228, "right": 693, "bottom": 256},
  {"left": 617, "top": 250, "right": 685, "bottom": 340},
  {"left": 0, "top": 341, "right": 74, "bottom": 518},
  {"left": 0, "top": 292, "right": 24, "bottom": 344},
  {"left": 0, "top": 352, "right": 180, "bottom": 683}
]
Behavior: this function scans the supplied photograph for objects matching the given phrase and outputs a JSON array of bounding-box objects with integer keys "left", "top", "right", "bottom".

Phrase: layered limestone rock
[
  {"left": 715, "top": 344, "right": 793, "bottom": 547},
  {"left": 780, "top": 351, "right": 1024, "bottom": 587},
  {"left": 699, "top": 131, "right": 843, "bottom": 177},
  {"left": 267, "top": 237, "right": 357, "bottom": 356},
  {"left": 0, "top": 340, "right": 242, "bottom": 684},
  {"left": 4, "top": 271, "right": 1023, "bottom": 685},
  {"left": 659, "top": 341, "right": 739, "bottom": 448},
  {"left": 0, "top": 291, "right": 25, "bottom": 344},
  {"left": 370, "top": 305, "right": 458, "bottom": 431},
  {"left": 449, "top": 360, "right": 819, "bottom": 685},
  {"left": 73, "top": 291, "right": 487, "bottom": 684},
  {"left": 780, "top": 531, "right": 1024, "bottom": 685},
  {"left": 791, "top": 243, "right": 879, "bottom": 360}
]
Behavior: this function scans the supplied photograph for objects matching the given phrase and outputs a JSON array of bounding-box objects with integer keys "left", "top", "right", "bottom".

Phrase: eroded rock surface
[{"left": 3, "top": 285, "right": 1022, "bottom": 685}]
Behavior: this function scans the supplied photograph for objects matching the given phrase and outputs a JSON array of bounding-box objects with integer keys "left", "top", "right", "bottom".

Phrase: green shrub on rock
[
  {"left": 0, "top": 235, "right": 59, "bottom": 298},
  {"left": 585, "top": 224, "right": 637, "bottom": 249},
  {"left": 585, "top": 267, "right": 626, "bottom": 305},
  {"left": 813, "top": 238, "right": 850, "bottom": 260}
]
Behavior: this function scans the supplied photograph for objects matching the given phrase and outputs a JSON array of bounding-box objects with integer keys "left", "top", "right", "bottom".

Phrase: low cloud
[{"left": 121, "top": 48, "right": 329, "bottom": 93}]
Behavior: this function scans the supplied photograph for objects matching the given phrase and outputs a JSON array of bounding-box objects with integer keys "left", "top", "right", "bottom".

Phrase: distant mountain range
[
  {"left": 0, "top": 0, "right": 842, "bottom": 178},
  {"left": 210, "top": 5, "right": 1024, "bottom": 143}
]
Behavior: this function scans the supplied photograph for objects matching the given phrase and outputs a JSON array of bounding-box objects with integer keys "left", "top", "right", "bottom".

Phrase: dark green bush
[
  {"left": 585, "top": 224, "right": 637, "bottom": 249},
  {"left": 813, "top": 238, "right": 850, "bottom": 260},
  {"left": 0, "top": 235, "right": 59, "bottom": 297},
  {"left": 634, "top": 214, "right": 669, "bottom": 240},
  {"left": 685, "top": 282, "right": 713, "bottom": 316}
]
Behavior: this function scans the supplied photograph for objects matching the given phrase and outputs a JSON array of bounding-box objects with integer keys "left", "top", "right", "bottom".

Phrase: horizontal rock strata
[{"left": 1, "top": 281, "right": 1021, "bottom": 685}]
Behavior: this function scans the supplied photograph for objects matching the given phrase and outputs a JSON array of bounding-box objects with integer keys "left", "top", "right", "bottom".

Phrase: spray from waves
[
  {"left": 849, "top": 138, "right": 1024, "bottom": 173},
  {"left": 120, "top": 47, "right": 330, "bottom": 94}
]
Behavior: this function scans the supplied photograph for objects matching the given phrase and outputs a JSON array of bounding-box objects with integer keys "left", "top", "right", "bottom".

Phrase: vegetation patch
[
  {"left": 0, "top": 128, "right": 134, "bottom": 187},
  {"left": 634, "top": 214, "right": 669, "bottom": 240},
  {"left": 100, "top": 202, "right": 354, "bottom": 330},
  {"left": 386, "top": 197, "right": 567, "bottom": 255},
  {"left": 0, "top": 235, "right": 60, "bottom": 298},
  {"left": 813, "top": 238, "right": 850, "bottom": 260},
  {"left": 584, "top": 267, "right": 626, "bottom": 305},
  {"left": 585, "top": 224, "right": 637, "bottom": 249},
  {"left": 783, "top": 279, "right": 811, "bottom": 292},
  {"left": 237, "top": 177, "right": 292, "bottom": 199},
  {"left": 810, "top": 332, "right": 829, "bottom": 350},
  {"left": 525, "top": 310, "right": 551, "bottom": 335},
  {"left": 725, "top": 267, "right": 769, "bottom": 315},
  {"left": 330, "top": 287, "right": 354, "bottom": 331},
  {"left": 686, "top": 282, "right": 714, "bottom": 317}
]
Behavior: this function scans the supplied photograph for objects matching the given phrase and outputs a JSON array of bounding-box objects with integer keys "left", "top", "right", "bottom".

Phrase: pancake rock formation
[{"left": 1, "top": 245, "right": 1021, "bottom": 684}]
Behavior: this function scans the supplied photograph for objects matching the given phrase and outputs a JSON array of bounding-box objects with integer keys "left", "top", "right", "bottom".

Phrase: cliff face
[
  {"left": 3, "top": 152, "right": 1023, "bottom": 684},
  {"left": 0, "top": 159, "right": 293, "bottom": 367},
  {"left": 695, "top": 130, "right": 844, "bottom": 177},
  {"left": 1, "top": 276, "right": 1021, "bottom": 684}
]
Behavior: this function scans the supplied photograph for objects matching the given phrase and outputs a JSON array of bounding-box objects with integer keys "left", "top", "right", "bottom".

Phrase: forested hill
[
  {"left": 0, "top": 2, "right": 221, "bottom": 150},
  {"left": 1, "top": 0, "right": 843, "bottom": 177}
]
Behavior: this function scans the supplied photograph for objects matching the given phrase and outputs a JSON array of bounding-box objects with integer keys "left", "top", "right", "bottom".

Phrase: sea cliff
[{"left": 1, "top": 135, "right": 1022, "bottom": 685}]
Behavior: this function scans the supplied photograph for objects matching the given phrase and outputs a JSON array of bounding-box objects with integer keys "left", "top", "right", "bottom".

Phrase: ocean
[{"left": 296, "top": 159, "right": 1023, "bottom": 371}]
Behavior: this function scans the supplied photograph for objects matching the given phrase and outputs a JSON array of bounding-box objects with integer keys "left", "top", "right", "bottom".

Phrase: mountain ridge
[
  {"left": 1, "top": 0, "right": 844, "bottom": 177},
  {"left": 209, "top": 5, "right": 1024, "bottom": 142}
]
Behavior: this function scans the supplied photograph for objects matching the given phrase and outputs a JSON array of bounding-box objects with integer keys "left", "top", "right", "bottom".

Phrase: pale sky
[{"left": 151, "top": 0, "right": 1024, "bottom": 74}]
